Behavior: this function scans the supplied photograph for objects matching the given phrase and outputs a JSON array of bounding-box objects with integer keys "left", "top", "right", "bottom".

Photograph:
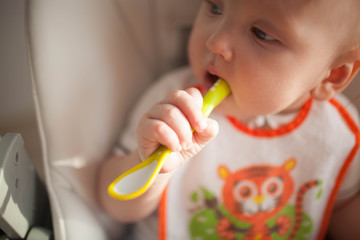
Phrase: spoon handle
[{"left": 108, "top": 79, "right": 231, "bottom": 200}]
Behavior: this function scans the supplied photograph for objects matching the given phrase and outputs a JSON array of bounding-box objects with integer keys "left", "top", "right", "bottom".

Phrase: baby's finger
[
  {"left": 137, "top": 118, "right": 181, "bottom": 155},
  {"left": 184, "top": 87, "right": 203, "bottom": 109},
  {"left": 147, "top": 103, "right": 193, "bottom": 150},
  {"left": 164, "top": 88, "right": 207, "bottom": 132},
  {"left": 193, "top": 118, "right": 219, "bottom": 146}
]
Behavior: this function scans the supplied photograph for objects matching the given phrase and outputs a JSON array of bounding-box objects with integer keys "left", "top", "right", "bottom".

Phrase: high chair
[
  {"left": 26, "top": 0, "right": 200, "bottom": 239},
  {"left": 24, "top": 0, "right": 360, "bottom": 239}
]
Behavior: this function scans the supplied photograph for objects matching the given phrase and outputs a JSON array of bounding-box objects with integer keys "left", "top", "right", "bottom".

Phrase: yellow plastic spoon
[{"left": 108, "top": 79, "right": 231, "bottom": 200}]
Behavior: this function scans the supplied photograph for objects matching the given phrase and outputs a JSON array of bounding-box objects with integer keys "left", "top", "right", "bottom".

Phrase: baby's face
[{"left": 188, "top": 0, "right": 353, "bottom": 118}]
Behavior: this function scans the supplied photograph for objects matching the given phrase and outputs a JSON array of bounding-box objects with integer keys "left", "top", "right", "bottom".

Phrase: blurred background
[{"left": 0, "top": 0, "right": 42, "bottom": 178}]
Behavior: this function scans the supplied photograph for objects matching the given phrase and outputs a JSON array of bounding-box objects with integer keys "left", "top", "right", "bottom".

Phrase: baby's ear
[{"left": 311, "top": 60, "right": 360, "bottom": 101}]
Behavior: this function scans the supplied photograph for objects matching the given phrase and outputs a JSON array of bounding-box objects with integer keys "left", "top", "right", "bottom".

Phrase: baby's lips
[{"left": 203, "top": 72, "right": 219, "bottom": 92}]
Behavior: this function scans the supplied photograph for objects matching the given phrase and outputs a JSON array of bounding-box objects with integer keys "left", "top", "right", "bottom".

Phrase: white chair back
[{"left": 26, "top": 0, "right": 200, "bottom": 239}]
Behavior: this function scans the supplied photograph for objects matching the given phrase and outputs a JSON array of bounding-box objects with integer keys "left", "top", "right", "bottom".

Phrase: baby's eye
[
  {"left": 205, "top": 0, "right": 222, "bottom": 15},
  {"left": 251, "top": 27, "right": 277, "bottom": 41}
]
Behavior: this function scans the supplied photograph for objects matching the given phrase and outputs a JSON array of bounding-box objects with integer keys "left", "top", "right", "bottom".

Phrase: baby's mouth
[{"left": 204, "top": 72, "right": 220, "bottom": 91}]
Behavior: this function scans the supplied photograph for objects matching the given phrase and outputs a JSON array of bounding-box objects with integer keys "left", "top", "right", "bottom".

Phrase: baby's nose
[{"left": 205, "top": 28, "right": 234, "bottom": 62}]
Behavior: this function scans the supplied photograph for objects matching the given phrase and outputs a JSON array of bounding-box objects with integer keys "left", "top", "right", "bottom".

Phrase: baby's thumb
[
  {"left": 194, "top": 118, "right": 219, "bottom": 147},
  {"left": 159, "top": 118, "right": 218, "bottom": 173}
]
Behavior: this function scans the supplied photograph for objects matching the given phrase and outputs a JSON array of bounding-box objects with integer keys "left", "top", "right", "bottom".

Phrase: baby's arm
[
  {"left": 328, "top": 191, "right": 360, "bottom": 239},
  {"left": 97, "top": 87, "right": 219, "bottom": 222}
]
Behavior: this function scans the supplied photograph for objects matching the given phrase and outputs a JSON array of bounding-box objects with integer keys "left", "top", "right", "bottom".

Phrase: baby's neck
[
  {"left": 240, "top": 112, "right": 299, "bottom": 129},
  {"left": 239, "top": 95, "right": 311, "bottom": 129}
]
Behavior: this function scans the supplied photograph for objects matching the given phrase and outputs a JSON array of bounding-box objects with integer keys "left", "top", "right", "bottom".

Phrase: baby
[{"left": 98, "top": 0, "right": 360, "bottom": 239}]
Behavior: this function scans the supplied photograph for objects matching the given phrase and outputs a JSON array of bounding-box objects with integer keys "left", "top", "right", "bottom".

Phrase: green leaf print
[
  {"left": 190, "top": 209, "right": 220, "bottom": 240},
  {"left": 201, "top": 187, "right": 216, "bottom": 200},
  {"left": 266, "top": 205, "right": 313, "bottom": 240},
  {"left": 191, "top": 192, "right": 199, "bottom": 203},
  {"left": 189, "top": 204, "right": 314, "bottom": 239}
]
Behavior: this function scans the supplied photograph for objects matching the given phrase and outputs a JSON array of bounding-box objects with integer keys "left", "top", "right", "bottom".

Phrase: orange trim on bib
[
  {"left": 227, "top": 98, "right": 312, "bottom": 138},
  {"left": 317, "top": 98, "right": 360, "bottom": 240},
  {"left": 159, "top": 187, "right": 168, "bottom": 240}
]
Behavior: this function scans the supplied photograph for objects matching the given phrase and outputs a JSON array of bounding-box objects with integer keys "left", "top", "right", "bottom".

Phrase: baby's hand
[{"left": 136, "top": 87, "right": 219, "bottom": 172}]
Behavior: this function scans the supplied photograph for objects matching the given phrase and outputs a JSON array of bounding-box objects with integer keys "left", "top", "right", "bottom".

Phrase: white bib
[{"left": 159, "top": 98, "right": 360, "bottom": 240}]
